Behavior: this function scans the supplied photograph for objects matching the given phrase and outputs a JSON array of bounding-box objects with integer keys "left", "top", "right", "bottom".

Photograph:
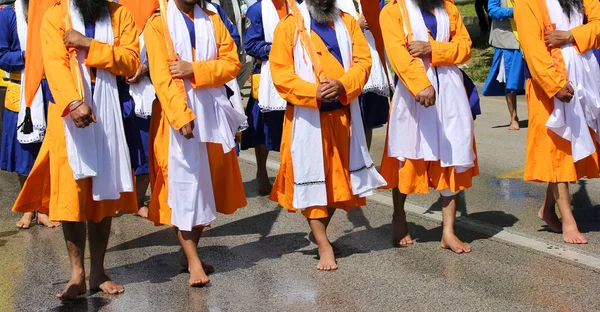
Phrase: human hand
[
  {"left": 128, "top": 64, "right": 149, "bottom": 84},
  {"left": 320, "top": 79, "right": 345, "bottom": 102},
  {"left": 544, "top": 30, "right": 574, "bottom": 48},
  {"left": 169, "top": 55, "right": 194, "bottom": 79},
  {"left": 415, "top": 86, "right": 436, "bottom": 107},
  {"left": 407, "top": 41, "right": 432, "bottom": 58},
  {"left": 555, "top": 83, "right": 574, "bottom": 103},
  {"left": 69, "top": 101, "right": 97, "bottom": 128},
  {"left": 179, "top": 121, "right": 195, "bottom": 139},
  {"left": 63, "top": 29, "right": 92, "bottom": 50}
]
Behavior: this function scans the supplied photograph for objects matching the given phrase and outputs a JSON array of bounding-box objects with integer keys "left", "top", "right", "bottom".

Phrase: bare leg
[
  {"left": 553, "top": 182, "right": 588, "bottom": 244},
  {"left": 15, "top": 175, "right": 34, "bottom": 229},
  {"left": 308, "top": 208, "right": 337, "bottom": 271},
  {"left": 392, "top": 188, "right": 413, "bottom": 246},
  {"left": 255, "top": 144, "right": 271, "bottom": 195},
  {"left": 88, "top": 218, "right": 124, "bottom": 295},
  {"left": 440, "top": 195, "right": 472, "bottom": 254},
  {"left": 135, "top": 174, "right": 150, "bottom": 218},
  {"left": 177, "top": 227, "right": 210, "bottom": 286},
  {"left": 57, "top": 221, "right": 87, "bottom": 301},
  {"left": 175, "top": 228, "right": 214, "bottom": 274},
  {"left": 366, "top": 129, "right": 373, "bottom": 151},
  {"left": 308, "top": 208, "right": 340, "bottom": 255},
  {"left": 538, "top": 183, "right": 561, "bottom": 233},
  {"left": 37, "top": 212, "right": 60, "bottom": 228},
  {"left": 506, "top": 92, "right": 520, "bottom": 130}
]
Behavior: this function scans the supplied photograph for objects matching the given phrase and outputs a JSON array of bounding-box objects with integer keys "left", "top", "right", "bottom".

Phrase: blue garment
[
  {"left": 244, "top": 1, "right": 272, "bottom": 62},
  {"left": 487, "top": 0, "right": 513, "bottom": 21},
  {"left": 0, "top": 5, "right": 24, "bottom": 73},
  {"left": 207, "top": 2, "right": 241, "bottom": 47},
  {"left": 240, "top": 96, "right": 284, "bottom": 151},
  {"left": 421, "top": 9, "right": 437, "bottom": 39},
  {"left": 310, "top": 17, "right": 344, "bottom": 111},
  {"left": 360, "top": 92, "right": 389, "bottom": 130},
  {"left": 134, "top": 117, "right": 150, "bottom": 176},
  {"left": 482, "top": 48, "right": 525, "bottom": 96},
  {"left": 84, "top": 21, "right": 146, "bottom": 169}
]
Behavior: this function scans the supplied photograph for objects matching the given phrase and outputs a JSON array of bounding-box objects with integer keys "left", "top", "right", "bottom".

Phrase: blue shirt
[
  {"left": 0, "top": 5, "right": 24, "bottom": 73},
  {"left": 207, "top": 1, "right": 241, "bottom": 47},
  {"left": 487, "top": 0, "right": 513, "bottom": 21}
]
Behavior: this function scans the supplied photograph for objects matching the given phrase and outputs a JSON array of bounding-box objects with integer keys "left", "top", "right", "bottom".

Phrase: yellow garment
[
  {"left": 144, "top": 9, "right": 246, "bottom": 227},
  {"left": 515, "top": 0, "right": 600, "bottom": 182},
  {"left": 268, "top": 11, "right": 372, "bottom": 218},
  {"left": 507, "top": 0, "right": 519, "bottom": 42},
  {"left": 379, "top": 0, "right": 478, "bottom": 194},
  {"left": 4, "top": 80, "right": 20, "bottom": 112},
  {"left": 12, "top": 2, "right": 140, "bottom": 222}
]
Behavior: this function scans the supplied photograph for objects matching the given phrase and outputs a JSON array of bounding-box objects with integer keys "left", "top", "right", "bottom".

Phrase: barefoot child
[
  {"left": 379, "top": 0, "right": 478, "bottom": 253},
  {"left": 269, "top": 0, "right": 386, "bottom": 270},
  {"left": 145, "top": 0, "right": 247, "bottom": 286}
]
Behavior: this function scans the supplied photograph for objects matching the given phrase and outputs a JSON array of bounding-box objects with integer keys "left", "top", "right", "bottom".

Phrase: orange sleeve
[
  {"left": 337, "top": 13, "right": 371, "bottom": 105},
  {"left": 270, "top": 16, "right": 319, "bottom": 109},
  {"left": 430, "top": 1, "right": 472, "bottom": 66},
  {"left": 145, "top": 16, "right": 195, "bottom": 131},
  {"left": 40, "top": 6, "right": 82, "bottom": 113},
  {"left": 380, "top": 1, "right": 431, "bottom": 97},
  {"left": 571, "top": 0, "right": 600, "bottom": 53},
  {"left": 84, "top": 3, "right": 140, "bottom": 78},
  {"left": 190, "top": 12, "right": 241, "bottom": 88},
  {"left": 514, "top": 0, "right": 567, "bottom": 98}
]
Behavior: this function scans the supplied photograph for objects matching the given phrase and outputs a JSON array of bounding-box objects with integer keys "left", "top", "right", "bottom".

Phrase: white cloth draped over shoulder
[
  {"left": 258, "top": 0, "right": 288, "bottom": 112},
  {"left": 15, "top": 0, "right": 46, "bottom": 144},
  {"left": 166, "top": 1, "right": 246, "bottom": 231},
  {"left": 387, "top": 0, "right": 475, "bottom": 173},
  {"left": 336, "top": 0, "right": 393, "bottom": 97},
  {"left": 205, "top": 1, "right": 249, "bottom": 131},
  {"left": 545, "top": 0, "right": 600, "bottom": 162},
  {"left": 290, "top": 3, "right": 386, "bottom": 209},
  {"left": 130, "top": 33, "right": 155, "bottom": 119},
  {"left": 65, "top": 1, "right": 134, "bottom": 200}
]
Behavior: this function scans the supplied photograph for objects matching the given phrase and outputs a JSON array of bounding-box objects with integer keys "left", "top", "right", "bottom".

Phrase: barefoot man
[
  {"left": 12, "top": 0, "right": 140, "bottom": 300},
  {"left": 145, "top": 0, "right": 247, "bottom": 286},
  {"left": 379, "top": 0, "right": 478, "bottom": 253},
  {"left": 269, "top": 0, "right": 386, "bottom": 270},
  {"left": 515, "top": 0, "right": 600, "bottom": 244},
  {"left": 0, "top": 0, "right": 58, "bottom": 229}
]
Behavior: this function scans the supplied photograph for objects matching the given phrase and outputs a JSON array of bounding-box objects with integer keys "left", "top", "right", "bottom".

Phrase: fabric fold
[{"left": 130, "top": 32, "right": 155, "bottom": 119}]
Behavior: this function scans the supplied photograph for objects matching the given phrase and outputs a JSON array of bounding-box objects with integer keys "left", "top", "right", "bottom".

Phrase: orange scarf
[{"left": 535, "top": 0, "right": 568, "bottom": 79}]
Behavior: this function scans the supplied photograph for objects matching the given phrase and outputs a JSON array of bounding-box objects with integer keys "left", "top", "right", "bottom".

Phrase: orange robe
[
  {"left": 268, "top": 12, "right": 372, "bottom": 219},
  {"left": 117, "top": 0, "right": 158, "bottom": 31},
  {"left": 11, "top": 2, "right": 140, "bottom": 222},
  {"left": 515, "top": 0, "right": 600, "bottom": 183},
  {"left": 379, "top": 0, "right": 478, "bottom": 195},
  {"left": 144, "top": 9, "right": 246, "bottom": 228}
]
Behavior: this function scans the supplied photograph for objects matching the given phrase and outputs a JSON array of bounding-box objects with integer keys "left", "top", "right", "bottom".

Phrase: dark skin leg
[
  {"left": 440, "top": 195, "right": 472, "bottom": 254},
  {"left": 366, "top": 129, "right": 373, "bottom": 151},
  {"left": 15, "top": 175, "right": 34, "bottom": 229},
  {"left": 135, "top": 174, "right": 150, "bottom": 218},
  {"left": 308, "top": 208, "right": 337, "bottom": 271},
  {"left": 255, "top": 144, "right": 271, "bottom": 195},
  {"left": 57, "top": 222, "right": 87, "bottom": 301},
  {"left": 506, "top": 92, "right": 519, "bottom": 130},
  {"left": 538, "top": 183, "right": 562, "bottom": 233},
  {"left": 391, "top": 188, "right": 413, "bottom": 246},
  {"left": 552, "top": 182, "right": 588, "bottom": 244},
  {"left": 177, "top": 226, "right": 210, "bottom": 286},
  {"left": 88, "top": 218, "right": 124, "bottom": 295}
]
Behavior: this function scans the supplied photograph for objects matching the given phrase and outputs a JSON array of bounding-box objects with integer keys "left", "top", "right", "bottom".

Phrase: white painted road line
[{"left": 237, "top": 151, "right": 600, "bottom": 271}]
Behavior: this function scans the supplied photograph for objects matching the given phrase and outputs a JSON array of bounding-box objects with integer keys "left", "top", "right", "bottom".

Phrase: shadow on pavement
[
  {"left": 48, "top": 297, "right": 111, "bottom": 312},
  {"left": 204, "top": 208, "right": 282, "bottom": 239},
  {"left": 0, "top": 229, "right": 18, "bottom": 247},
  {"left": 571, "top": 180, "right": 600, "bottom": 233},
  {"left": 491, "top": 119, "right": 529, "bottom": 129}
]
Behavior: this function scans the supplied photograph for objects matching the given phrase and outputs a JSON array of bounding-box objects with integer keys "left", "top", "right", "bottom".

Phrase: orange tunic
[
  {"left": 379, "top": 0, "right": 478, "bottom": 194},
  {"left": 268, "top": 12, "right": 372, "bottom": 219},
  {"left": 144, "top": 9, "right": 246, "bottom": 228},
  {"left": 515, "top": 0, "right": 600, "bottom": 183},
  {"left": 12, "top": 2, "right": 140, "bottom": 222}
]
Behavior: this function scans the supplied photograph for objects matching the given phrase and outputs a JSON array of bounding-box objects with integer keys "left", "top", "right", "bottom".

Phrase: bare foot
[
  {"left": 90, "top": 274, "right": 124, "bottom": 295},
  {"left": 392, "top": 214, "right": 414, "bottom": 247},
  {"left": 563, "top": 224, "right": 588, "bottom": 244},
  {"left": 56, "top": 277, "right": 86, "bottom": 301},
  {"left": 136, "top": 207, "right": 149, "bottom": 218},
  {"left": 508, "top": 119, "right": 520, "bottom": 131},
  {"left": 257, "top": 173, "right": 272, "bottom": 196},
  {"left": 188, "top": 263, "right": 210, "bottom": 287},
  {"left": 440, "top": 233, "right": 472, "bottom": 254},
  {"left": 180, "top": 254, "right": 215, "bottom": 274},
  {"left": 538, "top": 206, "right": 562, "bottom": 233},
  {"left": 37, "top": 213, "right": 61, "bottom": 228},
  {"left": 308, "top": 232, "right": 340, "bottom": 255},
  {"left": 16, "top": 212, "right": 34, "bottom": 229},
  {"left": 316, "top": 244, "right": 338, "bottom": 271}
]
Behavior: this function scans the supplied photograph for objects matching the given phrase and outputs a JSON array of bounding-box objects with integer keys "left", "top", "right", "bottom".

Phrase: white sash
[
  {"left": 387, "top": 0, "right": 475, "bottom": 172},
  {"left": 205, "top": 1, "right": 249, "bottom": 131},
  {"left": 257, "top": 0, "right": 287, "bottom": 112},
  {"left": 130, "top": 33, "right": 155, "bottom": 119},
  {"left": 545, "top": 0, "right": 600, "bottom": 162},
  {"left": 336, "top": 0, "right": 392, "bottom": 96},
  {"left": 15, "top": 0, "right": 46, "bottom": 144},
  {"left": 290, "top": 4, "right": 386, "bottom": 209},
  {"left": 65, "top": 1, "right": 133, "bottom": 200},
  {"left": 166, "top": 2, "right": 246, "bottom": 230}
]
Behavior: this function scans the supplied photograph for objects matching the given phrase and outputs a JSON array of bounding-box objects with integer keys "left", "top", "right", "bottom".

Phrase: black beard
[
  {"left": 558, "top": 0, "right": 583, "bottom": 18},
  {"left": 73, "top": 0, "right": 108, "bottom": 24},
  {"left": 305, "top": 0, "right": 338, "bottom": 23},
  {"left": 415, "top": 0, "right": 445, "bottom": 12}
]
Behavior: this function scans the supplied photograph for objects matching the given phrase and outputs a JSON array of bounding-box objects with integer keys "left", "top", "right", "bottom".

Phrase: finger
[
  {"left": 567, "top": 84, "right": 574, "bottom": 93},
  {"left": 89, "top": 111, "right": 97, "bottom": 123},
  {"left": 321, "top": 89, "right": 337, "bottom": 99}
]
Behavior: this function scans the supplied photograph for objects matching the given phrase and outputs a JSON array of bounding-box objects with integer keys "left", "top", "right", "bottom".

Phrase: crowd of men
[{"left": 1, "top": 0, "right": 599, "bottom": 302}]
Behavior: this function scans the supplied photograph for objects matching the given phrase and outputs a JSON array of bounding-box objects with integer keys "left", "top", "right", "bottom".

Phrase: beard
[
  {"left": 305, "top": 0, "right": 338, "bottom": 23},
  {"left": 558, "top": 0, "right": 583, "bottom": 18},
  {"left": 414, "top": 0, "right": 445, "bottom": 12},
  {"left": 73, "top": 0, "right": 108, "bottom": 24}
]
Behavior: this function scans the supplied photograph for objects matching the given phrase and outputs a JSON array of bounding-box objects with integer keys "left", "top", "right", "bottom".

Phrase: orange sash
[
  {"left": 61, "top": 0, "right": 85, "bottom": 102},
  {"left": 157, "top": 0, "right": 187, "bottom": 100},
  {"left": 360, "top": 0, "right": 391, "bottom": 85},
  {"left": 397, "top": 0, "right": 426, "bottom": 72},
  {"left": 534, "top": 0, "right": 568, "bottom": 79}
]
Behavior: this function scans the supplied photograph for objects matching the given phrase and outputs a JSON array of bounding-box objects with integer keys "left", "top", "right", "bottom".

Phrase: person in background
[{"left": 475, "top": 0, "right": 489, "bottom": 36}]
